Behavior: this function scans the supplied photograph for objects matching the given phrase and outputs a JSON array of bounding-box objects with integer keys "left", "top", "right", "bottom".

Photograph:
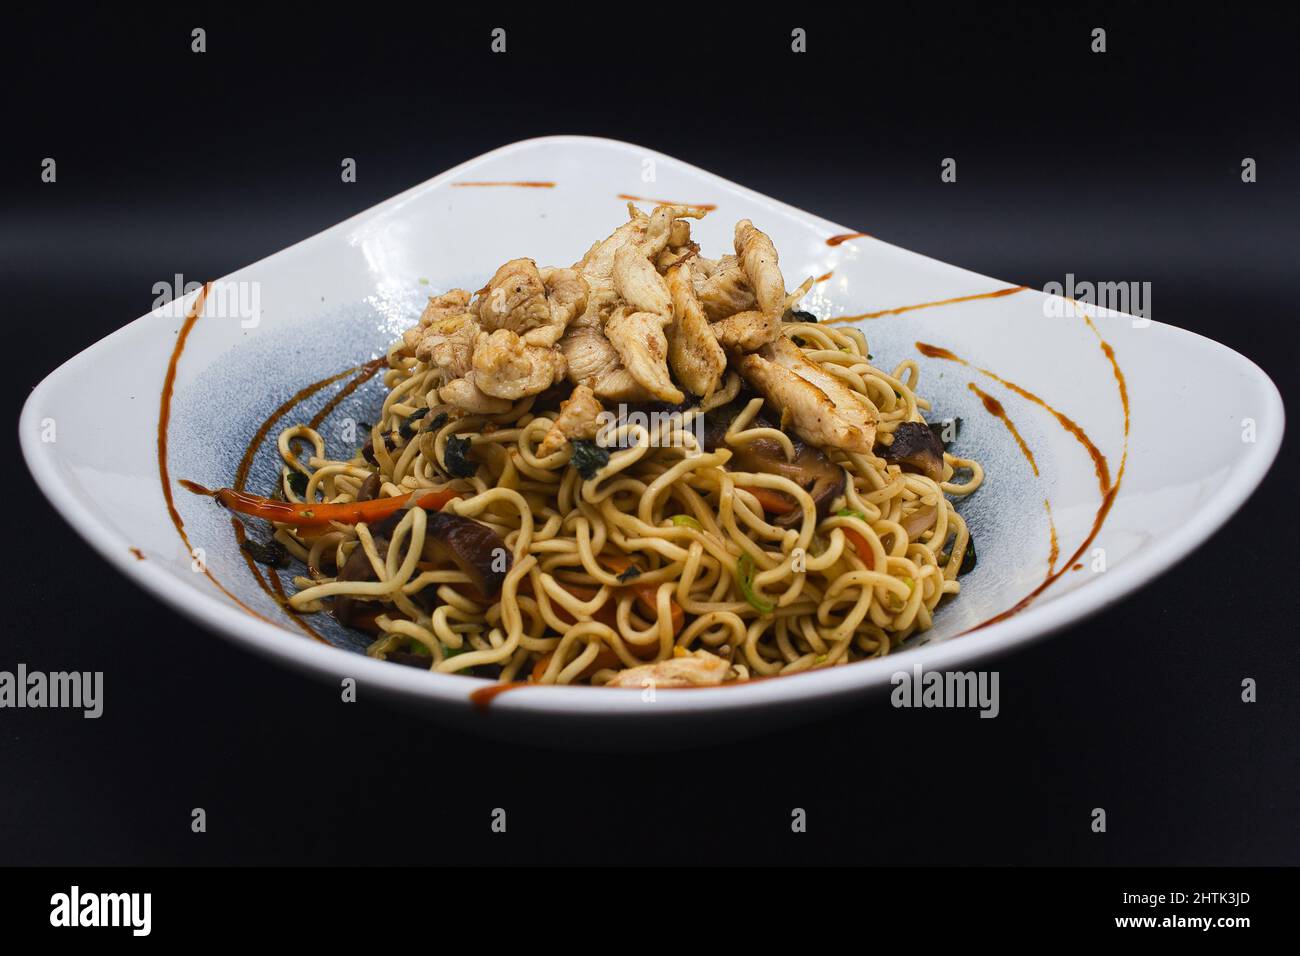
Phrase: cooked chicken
[
  {"left": 476, "top": 258, "right": 552, "bottom": 336},
  {"left": 417, "top": 289, "right": 473, "bottom": 327},
  {"left": 642, "top": 204, "right": 706, "bottom": 259},
  {"left": 439, "top": 377, "right": 511, "bottom": 415},
  {"left": 573, "top": 206, "right": 649, "bottom": 293},
  {"left": 602, "top": 649, "right": 733, "bottom": 688},
  {"left": 695, "top": 255, "right": 756, "bottom": 321},
  {"left": 532, "top": 267, "right": 589, "bottom": 347},
  {"left": 469, "top": 329, "right": 566, "bottom": 401},
  {"left": 538, "top": 384, "right": 604, "bottom": 456},
  {"left": 733, "top": 219, "right": 786, "bottom": 315},
  {"left": 406, "top": 312, "right": 479, "bottom": 377},
  {"left": 711, "top": 310, "right": 780, "bottom": 353},
  {"left": 665, "top": 260, "right": 726, "bottom": 398},
  {"left": 604, "top": 306, "right": 684, "bottom": 404},
  {"left": 613, "top": 242, "right": 672, "bottom": 316},
  {"left": 738, "top": 336, "right": 878, "bottom": 453}
]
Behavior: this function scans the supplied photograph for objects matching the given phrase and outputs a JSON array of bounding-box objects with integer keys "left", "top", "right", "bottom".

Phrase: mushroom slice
[
  {"left": 702, "top": 403, "right": 846, "bottom": 526},
  {"left": 738, "top": 337, "right": 877, "bottom": 453},
  {"left": 602, "top": 650, "right": 733, "bottom": 688},
  {"left": 422, "top": 513, "right": 512, "bottom": 599},
  {"left": 538, "top": 384, "right": 605, "bottom": 456},
  {"left": 879, "top": 422, "right": 947, "bottom": 482},
  {"left": 665, "top": 260, "right": 726, "bottom": 398},
  {"left": 604, "top": 307, "right": 684, "bottom": 404}
]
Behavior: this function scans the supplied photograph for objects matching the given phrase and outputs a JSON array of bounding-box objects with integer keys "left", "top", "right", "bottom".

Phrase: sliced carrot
[
  {"left": 740, "top": 486, "right": 798, "bottom": 515},
  {"left": 597, "top": 553, "right": 686, "bottom": 636},
  {"left": 213, "top": 486, "right": 460, "bottom": 529},
  {"left": 841, "top": 526, "right": 876, "bottom": 570}
]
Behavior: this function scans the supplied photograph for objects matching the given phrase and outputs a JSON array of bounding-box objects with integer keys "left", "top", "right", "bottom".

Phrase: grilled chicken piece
[
  {"left": 642, "top": 204, "right": 706, "bottom": 259},
  {"left": 604, "top": 307, "right": 684, "bottom": 404},
  {"left": 665, "top": 260, "right": 726, "bottom": 398},
  {"left": 613, "top": 241, "right": 672, "bottom": 316},
  {"left": 695, "top": 255, "right": 756, "bottom": 321},
  {"left": 603, "top": 650, "right": 733, "bottom": 688},
  {"left": 473, "top": 258, "right": 590, "bottom": 351},
  {"left": 538, "top": 384, "right": 604, "bottom": 456},
  {"left": 439, "top": 377, "right": 511, "bottom": 415},
  {"left": 738, "top": 336, "right": 877, "bottom": 453},
  {"left": 573, "top": 206, "right": 649, "bottom": 293},
  {"left": 476, "top": 258, "right": 552, "bottom": 336},
  {"left": 711, "top": 310, "right": 780, "bottom": 352},
  {"left": 469, "top": 329, "right": 566, "bottom": 401},
  {"left": 407, "top": 313, "right": 480, "bottom": 377},
  {"left": 733, "top": 219, "right": 787, "bottom": 315}
]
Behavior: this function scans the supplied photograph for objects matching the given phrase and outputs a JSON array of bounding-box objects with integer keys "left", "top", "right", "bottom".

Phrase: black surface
[{"left": 2, "top": 8, "right": 1297, "bottom": 865}]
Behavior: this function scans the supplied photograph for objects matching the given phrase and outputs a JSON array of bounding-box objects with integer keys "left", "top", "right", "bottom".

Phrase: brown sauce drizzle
[
  {"left": 916, "top": 315, "right": 1131, "bottom": 631},
  {"left": 452, "top": 181, "right": 555, "bottom": 188},
  {"left": 1044, "top": 500, "right": 1059, "bottom": 573},
  {"left": 225, "top": 357, "right": 389, "bottom": 643},
  {"left": 826, "top": 232, "right": 871, "bottom": 246},
  {"left": 616, "top": 193, "right": 717, "bottom": 211},
  {"left": 968, "top": 382, "right": 1038, "bottom": 476},
  {"left": 828, "top": 285, "right": 1027, "bottom": 324},
  {"left": 157, "top": 285, "right": 279, "bottom": 625},
  {"left": 814, "top": 271, "right": 834, "bottom": 283},
  {"left": 129, "top": 547, "right": 146, "bottom": 561}
]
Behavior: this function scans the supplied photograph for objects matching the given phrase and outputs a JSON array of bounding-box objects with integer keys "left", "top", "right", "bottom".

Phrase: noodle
[{"left": 272, "top": 318, "right": 981, "bottom": 685}]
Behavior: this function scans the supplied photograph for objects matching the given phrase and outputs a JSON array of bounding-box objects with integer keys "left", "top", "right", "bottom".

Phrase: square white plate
[{"left": 19, "top": 136, "right": 1284, "bottom": 744}]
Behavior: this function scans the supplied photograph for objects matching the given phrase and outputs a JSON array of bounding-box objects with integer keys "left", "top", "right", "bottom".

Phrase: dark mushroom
[
  {"left": 356, "top": 472, "right": 383, "bottom": 502},
  {"left": 423, "top": 512, "right": 512, "bottom": 599},
  {"left": 879, "top": 422, "right": 946, "bottom": 482},
  {"left": 331, "top": 510, "right": 404, "bottom": 629},
  {"left": 703, "top": 402, "right": 846, "bottom": 527}
]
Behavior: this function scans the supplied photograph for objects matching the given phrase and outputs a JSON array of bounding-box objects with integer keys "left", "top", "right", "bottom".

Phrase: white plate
[{"left": 19, "top": 136, "right": 1284, "bottom": 745}]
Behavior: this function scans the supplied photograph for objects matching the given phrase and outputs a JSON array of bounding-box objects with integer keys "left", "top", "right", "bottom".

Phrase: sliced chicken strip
[
  {"left": 417, "top": 289, "right": 473, "bottom": 327},
  {"left": 696, "top": 254, "right": 756, "bottom": 321},
  {"left": 538, "top": 384, "right": 604, "bottom": 456},
  {"left": 573, "top": 206, "right": 649, "bottom": 293},
  {"left": 406, "top": 313, "right": 480, "bottom": 377},
  {"left": 738, "top": 337, "right": 877, "bottom": 453},
  {"left": 439, "top": 377, "right": 511, "bottom": 415},
  {"left": 603, "top": 650, "right": 732, "bottom": 688},
  {"left": 469, "top": 329, "right": 566, "bottom": 401},
  {"left": 613, "top": 242, "right": 672, "bottom": 316},
  {"left": 641, "top": 204, "right": 707, "bottom": 259},
  {"left": 604, "top": 307, "right": 684, "bottom": 404},
  {"left": 734, "top": 219, "right": 787, "bottom": 315},
  {"left": 665, "top": 260, "right": 726, "bottom": 398},
  {"left": 712, "top": 309, "right": 780, "bottom": 353},
  {"left": 476, "top": 258, "right": 552, "bottom": 337}
]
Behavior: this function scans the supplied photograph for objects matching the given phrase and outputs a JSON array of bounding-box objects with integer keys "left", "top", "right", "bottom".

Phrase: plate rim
[{"left": 18, "top": 134, "right": 1287, "bottom": 716}]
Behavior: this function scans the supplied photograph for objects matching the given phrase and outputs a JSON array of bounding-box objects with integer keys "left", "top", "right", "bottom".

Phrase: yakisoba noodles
[{"left": 209, "top": 204, "right": 982, "bottom": 687}]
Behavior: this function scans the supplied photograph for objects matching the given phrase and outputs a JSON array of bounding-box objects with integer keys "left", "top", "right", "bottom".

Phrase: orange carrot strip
[
  {"left": 214, "top": 486, "right": 459, "bottom": 528},
  {"left": 740, "top": 486, "right": 798, "bottom": 515}
]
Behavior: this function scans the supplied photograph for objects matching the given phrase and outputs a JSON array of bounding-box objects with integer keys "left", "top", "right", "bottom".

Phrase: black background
[{"left": 2, "top": 7, "right": 1297, "bottom": 866}]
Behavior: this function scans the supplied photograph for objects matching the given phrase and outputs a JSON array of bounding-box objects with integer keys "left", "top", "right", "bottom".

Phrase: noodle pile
[{"left": 269, "top": 313, "right": 982, "bottom": 686}]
